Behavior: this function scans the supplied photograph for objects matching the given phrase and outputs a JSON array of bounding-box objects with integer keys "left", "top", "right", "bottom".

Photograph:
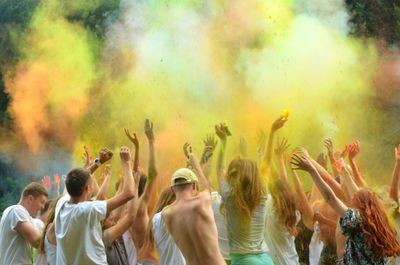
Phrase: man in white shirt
[
  {"left": 0, "top": 182, "right": 48, "bottom": 265},
  {"left": 55, "top": 146, "right": 135, "bottom": 265}
]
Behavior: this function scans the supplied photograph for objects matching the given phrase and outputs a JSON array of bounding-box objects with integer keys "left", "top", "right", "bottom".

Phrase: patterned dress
[{"left": 339, "top": 208, "right": 389, "bottom": 265}]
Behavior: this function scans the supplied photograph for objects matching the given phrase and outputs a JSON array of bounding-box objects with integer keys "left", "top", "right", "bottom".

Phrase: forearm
[
  {"left": 291, "top": 171, "right": 313, "bottom": 229},
  {"left": 122, "top": 162, "right": 135, "bottom": 195},
  {"left": 340, "top": 170, "right": 359, "bottom": 199},
  {"left": 133, "top": 146, "right": 139, "bottom": 173},
  {"left": 278, "top": 157, "right": 288, "bottom": 183},
  {"left": 309, "top": 169, "right": 347, "bottom": 216},
  {"left": 311, "top": 159, "right": 346, "bottom": 200},
  {"left": 264, "top": 131, "right": 275, "bottom": 169},
  {"left": 390, "top": 160, "right": 400, "bottom": 201},
  {"left": 96, "top": 175, "right": 112, "bottom": 200},
  {"left": 147, "top": 140, "right": 157, "bottom": 183},
  {"left": 349, "top": 159, "right": 366, "bottom": 187},
  {"left": 216, "top": 140, "right": 227, "bottom": 184}
]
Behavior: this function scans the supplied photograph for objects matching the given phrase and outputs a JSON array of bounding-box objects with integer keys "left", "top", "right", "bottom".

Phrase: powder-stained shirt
[{"left": 340, "top": 208, "right": 389, "bottom": 265}]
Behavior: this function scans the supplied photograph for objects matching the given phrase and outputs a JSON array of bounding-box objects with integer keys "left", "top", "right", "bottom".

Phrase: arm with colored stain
[{"left": 390, "top": 145, "right": 400, "bottom": 202}]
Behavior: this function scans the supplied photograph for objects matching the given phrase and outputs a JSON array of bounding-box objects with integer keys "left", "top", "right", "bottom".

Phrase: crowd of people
[{"left": 2, "top": 115, "right": 400, "bottom": 265}]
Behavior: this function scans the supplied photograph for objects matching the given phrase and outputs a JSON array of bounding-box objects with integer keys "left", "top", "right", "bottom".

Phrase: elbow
[{"left": 124, "top": 191, "right": 135, "bottom": 201}]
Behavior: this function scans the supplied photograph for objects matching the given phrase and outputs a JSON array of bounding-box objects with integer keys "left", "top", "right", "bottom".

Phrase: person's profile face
[{"left": 31, "top": 195, "right": 47, "bottom": 216}]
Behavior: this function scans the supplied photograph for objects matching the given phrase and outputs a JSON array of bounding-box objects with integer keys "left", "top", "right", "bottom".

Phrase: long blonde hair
[{"left": 227, "top": 158, "right": 266, "bottom": 221}]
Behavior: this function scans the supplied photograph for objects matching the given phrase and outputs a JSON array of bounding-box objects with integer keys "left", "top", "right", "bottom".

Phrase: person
[
  {"left": 0, "top": 182, "right": 48, "bottom": 265},
  {"left": 292, "top": 149, "right": 400, "bottom": 264},
  {"left": 149, "top": 188, "right": 184, "bottom": 265},
  {"left": 215, "top": 123, "right": 273, "bottom": 265},
  {"left": 125, "top": 119, "right": 159, "bottom": 265},
  {"left": 37, "top": 197, "right": 61, "bottom": 265},
  {"left": 55, "top": 146, "right": 135, "bottom": 265},
  {"left": 162, "top": 151, "right": 225, "bottom": 265}
]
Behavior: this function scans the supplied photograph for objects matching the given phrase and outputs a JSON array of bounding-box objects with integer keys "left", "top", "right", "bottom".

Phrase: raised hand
[
  {"left": 183, "top": 142, "right": 192, "bottom": 159},
  {"left": 124, "top": 128, "right": 139, "bottom": 149},
  {"left": 271, "top": 116, "right": 288, "bottom": 132},
  {"left": 274, "top": 137, "right": 290, "bottom": 158},
  {"left": 54, "top": 174, "right": 61, "bottom": 194},
  {"left": 316, "top": 153, "right": 328, "bottom": 169},
  {"left": 83, "top": 144, "right": 93, "bottom": 168},
  {"left": 215, "top": 123, "right": 231, "bottom": 141},
  {"left": 203, "top": 134, "right": 218, "bottom": 151},
  {"left": 42, "top": 176, "right": 52, "bottom": 190},
  {"left": 144, "top": 119, "right": 154, "bottom": 141},
  {"left": 99, "top": 148, "right": 114, "bottom": 164},
  {"left": 348, "top": 141, "right": 361, "bottom": 160},
  {"left": 324, "top": 138, "right": 334, "bottom": 156},
  {"left": 119, "top": 147, "right": 131, "bottom": 163},
  {"left": 291, "top": 150, "right": 314, "bottom": 172}
]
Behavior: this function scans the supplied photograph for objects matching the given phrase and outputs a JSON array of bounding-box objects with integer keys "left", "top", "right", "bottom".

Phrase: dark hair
[
  {"left": 66, "top": 168, "right": 90, "bottom": 197},
  {"left": 22, "top": 182, "right": 48, "bottom": 198}
]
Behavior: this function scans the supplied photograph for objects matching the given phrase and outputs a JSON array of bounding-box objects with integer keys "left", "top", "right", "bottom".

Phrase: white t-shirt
[
  {"left": 211, "top": 191, "right": 230, "bottom": 260},
  {"left": 0, "top": 205, "right": 36, "bottom": 265},
  {"left": 152, "top": 212, "right": 186, "bottom": 265},
  {"left": 55, "top": 195, "right": 107, "bottom": 265},
  {"left": 122, "top": 231, "right": 137, "bottom": 265},
  {"left": 32, "top": 218, "right": 45, "bottom": 231},
  {"left": 264, "top": 194, "right": 301, "bottom": 265}
]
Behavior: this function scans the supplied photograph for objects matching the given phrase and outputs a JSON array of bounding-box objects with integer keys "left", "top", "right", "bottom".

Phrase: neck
[
  {"left": 19, "top": 200, "right": 32, "bottom": 216},
  {"left": 175, "top": 189, "right": 194, "bottom": 201},
  {"left": 69, "top": 194, "right": 87, "bottom": 204}
]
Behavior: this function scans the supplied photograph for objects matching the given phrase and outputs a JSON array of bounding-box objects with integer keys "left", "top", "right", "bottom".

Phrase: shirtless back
[{"left": 163, "top": 189, "right": 225, "bottom": 265}]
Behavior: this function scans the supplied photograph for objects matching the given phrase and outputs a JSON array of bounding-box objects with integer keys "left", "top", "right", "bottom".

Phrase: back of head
[
  {"left": 22, "top": 182, "right": 48, "bottom": 199},
  {"left": 226, "top": 158, "right": 265, "bottom": 221},
  {"left": 269, "top": 178, "right": 298, "bottom": 236},
  {"left": 66, "top": 168, "right": 90, "bottom": 197},
  {"left": 171, "top": 168, "right": 198, "bottom": 192},
  {"left": 352, "top": 189, "right": 400, "bottom": 257}
]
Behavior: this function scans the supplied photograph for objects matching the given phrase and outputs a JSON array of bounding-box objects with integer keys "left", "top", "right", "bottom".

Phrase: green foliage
[
  {"left": 346, "top": 0, "right": 400, "bottom": 45},
  {"left": 0, "top": 157, "right": 25, "bottom": 214}
]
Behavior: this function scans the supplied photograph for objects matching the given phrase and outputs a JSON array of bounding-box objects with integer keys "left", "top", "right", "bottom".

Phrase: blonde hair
[{"left": 226, "top": 158, "right": 266, "bottom": 221}]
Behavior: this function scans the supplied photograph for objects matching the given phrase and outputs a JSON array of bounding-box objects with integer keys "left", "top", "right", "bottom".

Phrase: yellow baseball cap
[{"left": 171, "top": 168, "right": 199, "bottom": 187}]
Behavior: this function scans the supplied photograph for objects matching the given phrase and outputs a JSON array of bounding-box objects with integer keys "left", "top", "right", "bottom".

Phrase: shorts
[{"left": 231, "top": 252, "right": 274, "bottom": 265}]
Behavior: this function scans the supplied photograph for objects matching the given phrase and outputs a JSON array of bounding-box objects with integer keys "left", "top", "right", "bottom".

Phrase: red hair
[
  {"left": 269, "top": 179, "right": 298, "bottom": 236},
  {"left": 352, "top": 189, "right": 400, "bottom": 257}
]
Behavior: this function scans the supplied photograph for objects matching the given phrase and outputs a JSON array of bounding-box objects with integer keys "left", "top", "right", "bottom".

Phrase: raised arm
[
  {"left": 103, "top": 186, "right": 136, "bottom": 245},
  {"left": 261, "top": 115, "right": 287, "bottom": 176},
  {"left": 290, "top": 169, "right": 314, "bottom": 230},
  {"left": 338, "top": 158, "right": 359, "bottom": 199},
  {"left": 390, "top": 145, "right": 400, "bottom": 202},
  {"left": 291, "top": 150, "right": 348, "bottom": 217},
  {"left": 200, "top": 134, "right": 218, "bottom": 180},
  {"left": 125, "top": 128, "right": 140, "bottom": 172},
  {"left": 215, "top": 123, "right": 230, "bottom": 186},
  {"left": 106, "top": 147, "right": 135, "bottom": 213},
  {"left": 324, "top": 139, "right": 340, "bottom": 176},
  {"left": 189, "top": 152, "right": 212, "bottom": 192},
  {"left": 95, "top": 164, "right": 112, "bottom": 200},
  {"left": 348, "top": 141, "right": 366, "bottom": 187},
  {"left": 87, "top": 148, "right": 113, "bottom": 175},
  {"left": 305, "top": 151, "right": 346, "bottom": 201},
  {"left": 140, "top": 119, "right": 158, "bottom": 203},
  {"left": 274, "top": 137, "right": 290, "bottom": 183}
]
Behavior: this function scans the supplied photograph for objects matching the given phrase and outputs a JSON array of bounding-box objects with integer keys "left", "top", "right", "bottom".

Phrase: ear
[{"left": 170, "top": 186, "right": 175, "bottom": 194}]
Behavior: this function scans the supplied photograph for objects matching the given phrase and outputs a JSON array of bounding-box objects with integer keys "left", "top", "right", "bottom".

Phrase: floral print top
[{"left": 339, "top": 208, "right": 389, "bottom": 265}]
